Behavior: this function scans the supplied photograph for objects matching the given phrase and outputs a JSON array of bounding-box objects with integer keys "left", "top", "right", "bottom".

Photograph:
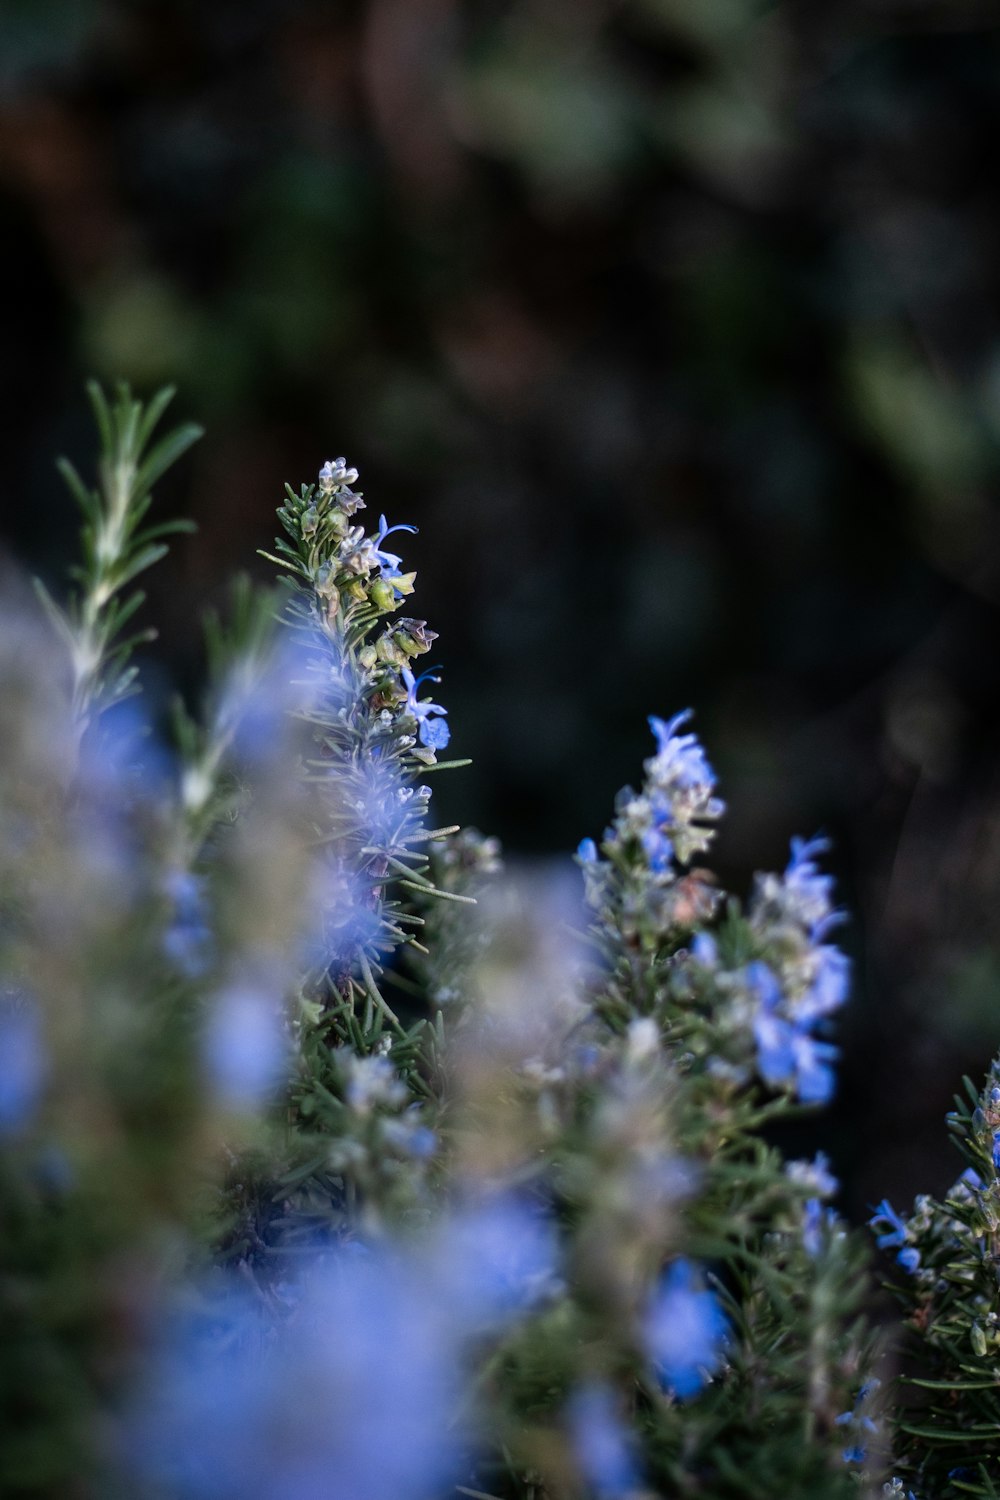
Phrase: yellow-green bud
[
  {"left": 369, "top": 578, "right": 397, "bottom": 612},
  {"left": 375, "top": 634, "right": 407, "bottom": 667}
]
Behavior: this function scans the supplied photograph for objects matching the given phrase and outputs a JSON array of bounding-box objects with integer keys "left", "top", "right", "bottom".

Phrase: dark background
[{"left": 3, "top": 0, "right": 1000, "bottom": 1220}]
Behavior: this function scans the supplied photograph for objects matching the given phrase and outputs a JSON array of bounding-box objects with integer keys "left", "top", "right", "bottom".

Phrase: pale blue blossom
[
  {"left": 429, "top": 1193, "right": 561, "bottom": 1328},
  {"left": 0, "top": 996, "right": 46, "bottom": 1136},
  {"left": 748, "top": 962, "right": 839, "bottom": 1105},
  {"left": 567, "top": 1384, "right": 641, "bottom": 1496},
  {"left": 203, "top": 981, "right": 289, "bottom": 1111},
  {"left": 836, "top": 1378, "right": 880, "bottom": 1466},
  {"left": 645, "top": 1258, "right": 728, "bottom": 1400},
  {"left": 369, "top": 515, "right": 417, "bottom": 593},
  {"left": 163, "top": 871, "right": 213, "bottom": 978},
  {"left": 401, "top": 666, "right": 450, "bottom": 750},
  {"left": 127, "top": 1252, "right": 461, "bottom": 1500}
]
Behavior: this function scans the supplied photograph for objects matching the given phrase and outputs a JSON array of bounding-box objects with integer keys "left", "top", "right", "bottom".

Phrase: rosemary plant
[{"left": 3, "top": 382, "right": 1000, "bottom": 1500}]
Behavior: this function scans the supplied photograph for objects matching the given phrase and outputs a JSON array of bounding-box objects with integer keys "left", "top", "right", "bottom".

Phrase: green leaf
[
  {"left": 134, "top": 421, "right": 204, "bottom": 496},
  {"left": 135, "top": 383, "right": 176, "bottom": 449}
]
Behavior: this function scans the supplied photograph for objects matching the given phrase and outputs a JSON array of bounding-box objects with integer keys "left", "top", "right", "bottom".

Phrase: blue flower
[
  {"left": 127, "top": 1251, "right": 461, "bottom": 1500},
  {"left": 576, "top": 837, "right": 598, "bottom": 862},
  {"left": 836, "top": 1378, "right": 880, "bottom": 1466},
  {"left": 0, "top": 997, "right": 46, "bottom": 1136},
  {"left": 645, "top": 1259, "right": 728, "bottom": 1400},
  {"left": 163, "top": 871, "right": 214, "bottom": 978},
  {"left": 691, "top": 932, "right": 718, "bottom": 967},
  {"left": 869, "top": 1200, "right": 917, "bottom": 1272},
  {"left": 802, "top": 1198, "right": 838, "bottom": 1258},
  {"left": 431, "top": 1194, "right": 561, "bottom": 1328},
  {"left": 401, "top": 666, "right": 450, "bottom": 749},
  {"left": 420, "top": 717, "right": 450, "bottom": 751},
  {"left": 748, "top": 962, "right": 839, "bottom": 1104},
  {"left": 641, "top": 822, "right": 675, "bottom": 874},
  {"left": 791, "top": 1031, "right": 839, "bottom": 1105},
  {"left": 647, "top": 710, "right": 717, "bottom": 790},
  {"left": 784, "top": 836, "right": 840, "bottom": 935},
  {"left": 567, "top": 1384, "right": 641, "bottom": 1497},
  {"left": 869, "top": 1199, "right": 908, "bottom": 1250},
  {"left": 371, "top": 514, "right": 417, "bottom": 591},
  {"left": 202, "top": 980, "right": 289, "bottom": 1112},
  {"left": 795, "top": 943, "right": 851, "bottom": 1025}
]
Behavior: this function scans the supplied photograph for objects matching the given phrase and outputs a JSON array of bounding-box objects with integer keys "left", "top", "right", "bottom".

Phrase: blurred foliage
[{"left": 3, "top": 0, "right": 1000, "bottom": 1218}]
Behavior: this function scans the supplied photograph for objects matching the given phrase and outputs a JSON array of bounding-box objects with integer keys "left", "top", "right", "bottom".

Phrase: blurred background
[{"left": 2, "top": 0, "right": 1000, "bottom": 1220}]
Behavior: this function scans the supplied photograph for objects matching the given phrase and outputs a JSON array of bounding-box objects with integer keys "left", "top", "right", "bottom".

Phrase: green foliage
[
  {"left": 34, "top": 381, "right": 201, "bottom": 730},
  {"left": 872, "top": 1059, "right": 1000, "bottom": 1498},
  {"left": 7, "top": 383, "right": 1000, "bottom": 1500}
]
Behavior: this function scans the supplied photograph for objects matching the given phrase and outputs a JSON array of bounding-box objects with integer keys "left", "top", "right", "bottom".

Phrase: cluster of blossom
[
  {"left": 121, "top": 1182, "right": 735, "bottom": 1500},
  {"left": 579, "top": 712, "right": 851, "bottom": 1108},
  {"left": 867, "top": 1056, "right": 1000, "bottom": 1493},
  {"left": 12, "top": 391, "right": 1000, "bottom": 1498},
  {"left": 257, "top": 460, "right": 466, "bottom": 1032},
  {"left": 577, "top": 709, "right": 723, "bottom": 940}
]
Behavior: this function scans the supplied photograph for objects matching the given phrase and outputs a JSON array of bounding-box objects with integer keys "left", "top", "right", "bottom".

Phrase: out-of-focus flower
[
  {"left": 785, "top": 1152, "right": 839, "bottom": 1199},
  {"left": 427, "top": 1192, "right": 561, "bottom": 1328},
  {"left": 128, "top": 1251, "right": 461, "bottom": 1500},
  {"left": 836, "top": 1377, "right": 880, "bottom": 1466},
  {"left": 0, "top": 996, "right": 46, "bottom": 1136},
  {"left": 802, "top": 1199, "right": 829, "bottom": 1258},
  {"left": 163, "top": 871, "right": 214, "bottom": 978},
  {"left": 566, "top": 1384, "right": 641, "bottom": 1497},
  {"left": 748, "top": 961, "right": 839, "bottom": 1105},
  {"left": 202, "top": 980, "right": 289, "bottom": 1111},
  {"left": 645, "top": 1258, "right": 728, "bottom": 1400}
]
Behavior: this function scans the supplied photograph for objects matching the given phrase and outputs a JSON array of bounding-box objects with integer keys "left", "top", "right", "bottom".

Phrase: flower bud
[
  {"left": 393, "top": 619, "right": 438, "bottom": 657},
  {"left": 375, "top": 633, "right": 407, "bottom": 668},
  {"left": 369, "top": 578, "right": 397, "bottom": 613}
]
